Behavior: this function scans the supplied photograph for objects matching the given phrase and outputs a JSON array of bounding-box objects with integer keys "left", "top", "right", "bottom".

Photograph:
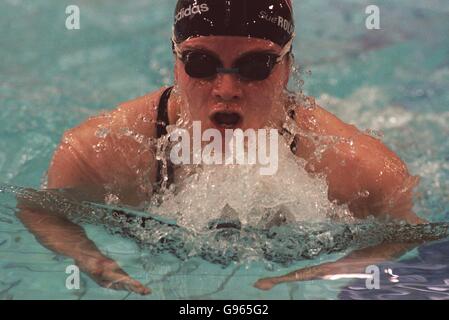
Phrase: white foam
[{"left": 150, "top": 135, "right": 350, "bottom": 231}]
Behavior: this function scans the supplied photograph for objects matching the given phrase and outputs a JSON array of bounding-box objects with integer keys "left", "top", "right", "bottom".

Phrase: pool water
[{"left": 1, "top": 0, "right": 449, "bottom": 299}]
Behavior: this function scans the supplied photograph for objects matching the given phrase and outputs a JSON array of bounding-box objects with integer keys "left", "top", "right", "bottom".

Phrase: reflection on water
[{"left": 339, "top": 239, "right": 449, "bottom": 300}]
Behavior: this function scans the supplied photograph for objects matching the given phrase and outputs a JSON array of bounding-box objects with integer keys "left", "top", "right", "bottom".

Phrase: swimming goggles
[{"left": 172, "top": 38, "right": 293, "bottom": 81}]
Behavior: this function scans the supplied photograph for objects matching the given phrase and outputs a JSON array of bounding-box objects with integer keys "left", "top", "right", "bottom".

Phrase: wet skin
[{"left": 17, "top": 36, "right": 424, "bottom": 295}]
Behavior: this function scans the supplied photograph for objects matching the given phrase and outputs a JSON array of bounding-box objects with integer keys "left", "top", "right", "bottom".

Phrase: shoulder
[
  {"left": 293, "top": 96, "right": 409, "bottom": 177},
  {"left": 64, "top": 87, "right": 169, "bottom": 144},
  {"left": 298, "top": 101, "right": 408, "bottom": 172},
  {"left": 291, "top": 98, "right": 418, "bottom": 220},
  {"left": 291, "top": 97, "right": 360, "bottom": 163},
  {"left": 293, "top": 97, "right": 359, "bottom": 138},
  {"left": 58, "top": 87, "right": 169, "bottom": 160},
  {"left": 47, "top": 87, "right": 169, "bottom": 189},
  {"left": 115, "top": 86, "right": 169, "bottom": 125}
]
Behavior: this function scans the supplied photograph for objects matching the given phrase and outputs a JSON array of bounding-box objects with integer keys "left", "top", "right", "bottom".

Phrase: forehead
[{"left": 179, "top": 36, "right": 282, "bottom": 56}]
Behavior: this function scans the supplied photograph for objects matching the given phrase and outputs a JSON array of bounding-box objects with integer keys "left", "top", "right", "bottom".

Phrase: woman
[{"left": 17, "top": 0, "right": 423, "bottom": 295}]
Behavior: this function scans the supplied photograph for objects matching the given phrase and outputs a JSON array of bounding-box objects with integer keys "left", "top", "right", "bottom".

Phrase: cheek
[
  {"left": 183, "top": 80, "right": 213, "bottom": 107},
  {"left": 242, "top": 72, "right": 286, "bottom": 126},
  {"left": 245, "top": 79, "right": 282, "bottom": 107}
]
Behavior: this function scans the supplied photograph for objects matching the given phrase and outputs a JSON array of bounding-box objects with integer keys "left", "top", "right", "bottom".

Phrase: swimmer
[{"left": 17, "top": 0, "right": 425, "bottom": 295}]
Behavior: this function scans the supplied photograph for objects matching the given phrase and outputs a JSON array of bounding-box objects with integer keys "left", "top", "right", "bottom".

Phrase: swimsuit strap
[
  {"left": 156, "top": 86, "right": 174, "bottom": 190},
  {"left": 288, "top": 109, "right": 299, "bottom": 154},
  {"left": 156, "top": 86, "right": 174, "bottom": 137},
  {"left": 280, "top": 108, "right": 299, "bottom": 154}
]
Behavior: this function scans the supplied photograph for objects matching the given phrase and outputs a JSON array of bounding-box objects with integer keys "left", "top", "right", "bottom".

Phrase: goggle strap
[{"left": 276, "top": 36, "right": 294, "bottom": 63}]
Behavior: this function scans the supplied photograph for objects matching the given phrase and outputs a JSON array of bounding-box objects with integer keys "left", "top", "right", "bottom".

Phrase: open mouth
[{"left": 210, "top": 111, "right": 243, "bottom": 129}]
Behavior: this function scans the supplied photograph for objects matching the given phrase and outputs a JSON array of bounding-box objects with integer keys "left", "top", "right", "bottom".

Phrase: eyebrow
[
  {"left": 182, "top": 45, "right": 220, "bottom": 58},
  {"left": 238, "top": 49, "right": 279, "bottom": 58},
  {"left": 181, "top": 46, "right": 279, "bottom": 59}
]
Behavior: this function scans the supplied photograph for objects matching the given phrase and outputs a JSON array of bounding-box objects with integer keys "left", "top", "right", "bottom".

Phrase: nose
[{"left": 212, "top": 74, "right": 243, "bottom": 102}]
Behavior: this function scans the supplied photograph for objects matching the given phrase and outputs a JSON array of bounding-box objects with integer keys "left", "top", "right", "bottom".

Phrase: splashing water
[
  {"left": 150, "top": 132, "right": 352, "bottom": 232},
  {"left": 2, "top": 181, "right": 448, "bottom": 268},
  {"left": 143, "top": 80, "right": 359, "bottom": 233}
]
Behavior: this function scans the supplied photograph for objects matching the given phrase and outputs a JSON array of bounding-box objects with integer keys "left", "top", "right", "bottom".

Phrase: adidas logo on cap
[{"left": 175, "top": 3, "right": 209, "bottom": 23}]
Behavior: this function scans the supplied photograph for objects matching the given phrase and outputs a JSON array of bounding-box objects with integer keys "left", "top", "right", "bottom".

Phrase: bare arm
[
  {"left": 17, "top": 197, "right": 107, "bottom": 265},
  {"left": 255, "top": 240, "right": 422, "bottom": 291},
  {"left": 15, "top": 93, "right": 163, "bottom": 294},
  {"left": 16, "top": 145, "right": 151, "bottom": 295},
  {"left": 255, "top": 102, "right": 426, "bottom": 291},
  {"left": 16, "top": 206, "right": 151, "bottom": 293}
]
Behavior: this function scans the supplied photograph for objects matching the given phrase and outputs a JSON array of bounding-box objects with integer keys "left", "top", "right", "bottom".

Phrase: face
[{"left": 173, "top": 36, "right": 291, "bottom": 134}]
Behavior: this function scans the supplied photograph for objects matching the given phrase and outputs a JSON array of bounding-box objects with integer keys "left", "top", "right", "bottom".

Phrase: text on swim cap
[
  {"left": 175, "top": 3, "right": 209, "bottom": 23},
  {"left": 259, "top": 11, "right": 294, "bottom": 35}
]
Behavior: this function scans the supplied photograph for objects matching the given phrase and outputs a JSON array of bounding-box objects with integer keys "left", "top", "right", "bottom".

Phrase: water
[
  {"left": 151, "top": 135, "right": 349, "bottom": 231},
  {"left": 1, "top": 0, "right": 449, "bottom": 299}
]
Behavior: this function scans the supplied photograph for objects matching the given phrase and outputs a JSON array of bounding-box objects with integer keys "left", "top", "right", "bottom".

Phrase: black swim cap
[{"left": 173, "top": 0, "right": 295, "bottom": 47}]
